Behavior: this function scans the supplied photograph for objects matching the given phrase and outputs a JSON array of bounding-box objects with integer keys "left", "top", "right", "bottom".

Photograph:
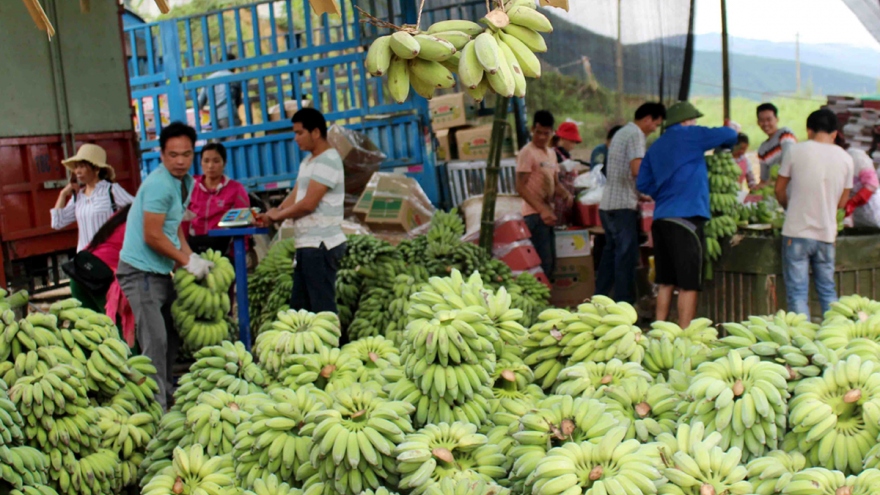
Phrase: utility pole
[
  {"left": 615, "top": 0, "right": 624, "bottom": 123},
  {"left": 796, "top": 32, "right": 801, "bottom": 95},
  {"left": 720, "top": 0, "right": 730, "bottom": 125}
]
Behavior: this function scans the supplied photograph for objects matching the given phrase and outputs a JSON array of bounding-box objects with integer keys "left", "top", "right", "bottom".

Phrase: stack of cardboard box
[
  {"left": 430, "top": 93, "right": 515, "bottom": 162},
  {"left": 354, "top": 172, "right": 435, "bottom": 244},
  {"left": 550, "top": 229, "right": 594, "bottom": 308}
]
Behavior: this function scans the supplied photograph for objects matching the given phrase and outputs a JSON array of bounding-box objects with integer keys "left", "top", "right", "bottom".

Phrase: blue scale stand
[{"left": 209, "top": 208, "right": 268, "bottom": 350}]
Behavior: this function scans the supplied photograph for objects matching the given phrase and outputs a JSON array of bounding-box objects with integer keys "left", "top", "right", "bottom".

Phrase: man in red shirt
[{"left": 516, "top": 110, "right": 573, "bottom": 277}]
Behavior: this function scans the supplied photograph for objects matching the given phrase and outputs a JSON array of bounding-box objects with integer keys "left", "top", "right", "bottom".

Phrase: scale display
[{"left": 218, "top": 208, "right": 257, "bottom": 228}]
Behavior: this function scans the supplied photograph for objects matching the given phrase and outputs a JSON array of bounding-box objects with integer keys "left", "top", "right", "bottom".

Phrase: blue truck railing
[{"left": 124, "top": 0, "right": 527, "bottom": 207}]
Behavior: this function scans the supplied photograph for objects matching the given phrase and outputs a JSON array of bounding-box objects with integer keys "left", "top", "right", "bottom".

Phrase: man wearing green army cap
[{"left": 636, "top": 101, "right": 738, "bottom": 327}]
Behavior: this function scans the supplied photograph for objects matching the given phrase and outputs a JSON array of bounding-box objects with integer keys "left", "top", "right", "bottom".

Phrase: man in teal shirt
[{"left": 117, "top": 122, "right": 214, "bottom": 410}]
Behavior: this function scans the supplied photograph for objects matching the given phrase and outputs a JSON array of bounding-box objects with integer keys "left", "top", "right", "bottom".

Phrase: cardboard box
[
  {"left": 328, "top": 124, "right": 385, "bottom": 170},
  {"left": 455, "top": 125, "right": 515, "bottom": 161},
  {"left": 429, "top": 92, "right": 477, "bottom": 131},
  {"left": 363, "top": 174, "right": 435, "bottom": 233},
  {"left": 556, "top": 229, "right": 591, "bottom": 259},
  {"left": 436, "top": 129, "right": 453, "bottom": 162},
  {"left": 550, "top": 256, "right": 595, "bottom": 308}
]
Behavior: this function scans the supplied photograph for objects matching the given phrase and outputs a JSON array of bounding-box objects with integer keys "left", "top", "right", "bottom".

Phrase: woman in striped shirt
[{"left": 51, "top": 144, "right": 134, "bottom": 309}]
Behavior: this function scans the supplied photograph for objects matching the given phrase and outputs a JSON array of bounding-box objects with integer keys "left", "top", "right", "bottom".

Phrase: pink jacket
[
  {"left": 88, "top": 223, "right": 136, "bottom": 347},
  {"left": 185, "top": 176, "right": 250, "bottom": 237}
]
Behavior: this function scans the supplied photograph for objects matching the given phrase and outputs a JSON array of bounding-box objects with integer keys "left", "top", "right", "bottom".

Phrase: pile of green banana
[
  {"left": 734, "top": 201, "right": 783, "bottom": 229},
  {"left": 822, "top": 294, "right": 880, "bottom": 324},
  {"left": 366, "top": 0, "right": 550, "bottom": 103},
  {"left": 248, "top": 238, "right": 296, "bottom": 335},
  {"left": 272, "top": 346, "right": 360, "bottom": 393},
  {"left": 171, "top": 249, "right": 236, "bottom": 354},
  {"left": 335, "top": 235, "right": 399, "bottom": 329},
  {"left": 487, "top": 350, "right": 544, "bottom": 429},
  {"left": 0, "top": 377, "right": 59, "bottom": 495},
  {"left": 705, "top": 150, "right": 743, "bottom": 262}
]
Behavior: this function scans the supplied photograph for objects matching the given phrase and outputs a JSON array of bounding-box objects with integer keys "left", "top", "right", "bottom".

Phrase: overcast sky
[{"left": 695, "top": 0, "right": 880, "bottom": 48}]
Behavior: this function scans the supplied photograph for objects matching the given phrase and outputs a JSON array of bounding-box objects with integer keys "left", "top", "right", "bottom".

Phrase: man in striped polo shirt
[
  {"left": 755, "top": 103, "right": 798, "bottom": 191},
  {"left": 262, "top": 108, "right": 347, "bottom": 317}
]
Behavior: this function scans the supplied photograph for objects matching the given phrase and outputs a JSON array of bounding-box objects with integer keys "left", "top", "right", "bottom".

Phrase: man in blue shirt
[
  {"left": 117, "top": 122, "right": 214, "bottom": 410},
  {"left": 636, "top": 102, "right": 737, "bottom": 327}
]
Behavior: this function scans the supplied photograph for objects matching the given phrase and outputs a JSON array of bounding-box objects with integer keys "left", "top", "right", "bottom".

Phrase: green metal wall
[
  {"left": 699, "top": 234, "right": 880, "bottom": 322},
  {"left": 0, "top": 0, "right": 132, "bottom": 138}
]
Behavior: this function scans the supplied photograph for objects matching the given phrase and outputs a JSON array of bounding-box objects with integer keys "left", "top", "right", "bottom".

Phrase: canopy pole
[{"left": 721, "top": 0, "right": 731, "bottom": 125}]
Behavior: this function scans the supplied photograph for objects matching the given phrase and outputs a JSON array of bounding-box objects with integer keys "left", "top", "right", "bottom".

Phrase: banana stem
[{"left": 478, "top": 95, "right": 512, "bottom": 252}]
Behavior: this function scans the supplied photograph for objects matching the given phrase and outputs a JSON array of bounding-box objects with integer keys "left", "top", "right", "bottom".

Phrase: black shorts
[{"left": 652, "top": 217, "right": 706, "bottom": 291}]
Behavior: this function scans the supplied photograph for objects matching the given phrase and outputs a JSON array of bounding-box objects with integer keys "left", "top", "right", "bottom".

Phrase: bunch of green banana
[
  {"left": 822, "top": 295, "right": 880, "bottom": 324},
  {"left": 384, "top": 371, "right": 493, "bottom": 428},
  {"left": 272, "top": 347, "right": 360, "bottom": 393},
  {"left": 50, "top": 449, "right": 118, "bottom": 495},
  {"left": 140, "top": 445, "right": 237, "bottom": 495},
  {"left": 682, "top": 352, "right": 790, "bottom": 460},
  {"left": 233, "top": 386, "right": 330, "bottom": 489},
  {"left": 424, "top": 477, "right": 511, "bottom": 495},
  {"left": 94, "top": 406, "right": 156, "bottom": 459},
  {"left": 83, "top": 338, "right": 139, "bottom": 396},
  {"left": 403, "top": 299, "right": 497, "bottom": 370},
  {"left": 0, "top": 378, "right": 25, "bottom": 448},
  {"left": 336, "top": 235, "right": 402, "bottom": 329},
  {"left": 254, "top": 310, "right": 341, "bottom": 377},
  {"left": 108, "top": 355, "right": 164, "bottom": 422},
  {"left": 507, "top": 272, "right": 550, "bottom": 328},
  {"left": 566, "top": 298, "right": 645, "bottom": 364},
  {"left": 481, "top": 423, "right": 517, "bottom": 474},
  {"left": 341, "top": 336, "right": 401, "bottom": 384},
  {"left": 368, "top": 28, "right": 463, "bottom": 103},
  {"left": 241, "top": 473, "right": 302, "bottom": 495},
  {"left": 640, "top": 335, "right": 709, "bottom": 381},
  {"left": 185, "top": 390, "right": 267, "bottom": 457},
  {"left": 384, "top": 265, "right": 431, "bottom": 346},
  {"left": 395, "top": 422, "right": 506, "bottom": 494},
  {"left": 655, "top": 421, "right": 754, "bottom": 495},
  {"left": 817, "top": 315, "right": 880, "bottom": 363},
  {"left": 249, "top": 238, "right": 296, "bottom": 335},
  {"left": 784, "top": 355, "right": 880, "bottom": 474},
  {"left": 746, "top": 450, "right": 807, "bottom": 495},
  {"left": 171, "top": 342, "right": 268, "bottom": 413},
  {"left": 139, "top": 410, "right": 186, "bottom": 487},
  {"left": 705, "top": 151, "right": 742, "bottom": 263},
  {"left": 0, "top": 445, "right": 51, "bottom": 491},
  {"left": 781, "top": 467, "right": 880, "bottom": 495},
  {"left": 488, "top": 382, "right": 544, "bottom": 429},
  {"left": 522, "top": 308, "right": 583, "bottom": 390},
  {"left": 508, "top": 395, "right": 620, "bottom": 494},
  {"left": 716, "top": 313, "right": 836, "bottom": 388},
  {"left": 487, "top": 352, "right": 542, "bottom": 427},
  {"left": 171, "top": 250, "right": 235, "bottom": 354},
  {"left": 0, "top": 309, "right": 59, "bottom": 362},
  {"left": 597, "top": 377, "right": 679, "bottom": 442},
  {"left": 93, "top": 406, "right": 155, "bottom": 489},
  {"left": 647, "top": 318, "right": 718, "bottom": 347},
  {"left": 302, "top": 385, "right": 416, "bottom": 495},
  {"left": 348, "top": 259, "right": 413, "bottom": 343},
  {"left": 553, "top": 358, "right": 652, "bottom": 398},
  {"left": 0, "top": 288, "right": 29, "bottom": 313},
  {"left": 528, "top": 426, "right": 662, "bottom": 495}
]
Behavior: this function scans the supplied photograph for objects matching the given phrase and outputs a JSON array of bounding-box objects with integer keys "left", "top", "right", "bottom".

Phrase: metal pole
[
  {"left": 795, "top": 32, "right": 801, "bottom": 95},
  {"left": 479, "top": 95, "right": 511, "bottom": 252},
  {"left": 720, "top": 0, "right": 731, "bottom": 125},
  {"left": 615, "top": 0, "right": 624, "bottom": 123}
]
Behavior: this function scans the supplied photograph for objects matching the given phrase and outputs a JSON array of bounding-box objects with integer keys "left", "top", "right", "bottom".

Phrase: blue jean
[
  {"left": 782, "top": 236, "right": 837, "bottom": 317},
  {"left": 524, "top": 214, "right": 556, "bottom": 277},
  {"left": 596, "top": 209, "right": 640, "bottom": 303}
]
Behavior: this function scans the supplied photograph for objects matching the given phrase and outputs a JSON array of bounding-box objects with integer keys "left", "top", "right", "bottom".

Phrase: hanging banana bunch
[{"left": 364, "top": 0, "right": 552, "bottom": 103}]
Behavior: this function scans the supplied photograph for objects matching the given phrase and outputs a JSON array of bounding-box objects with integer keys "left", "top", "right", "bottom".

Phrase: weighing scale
[
  {"left": 209, "top": 208, "right": 268, "bottom": 350},
  {"left": 218, "top": 208, "right": 258, "bottom": 228}
]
